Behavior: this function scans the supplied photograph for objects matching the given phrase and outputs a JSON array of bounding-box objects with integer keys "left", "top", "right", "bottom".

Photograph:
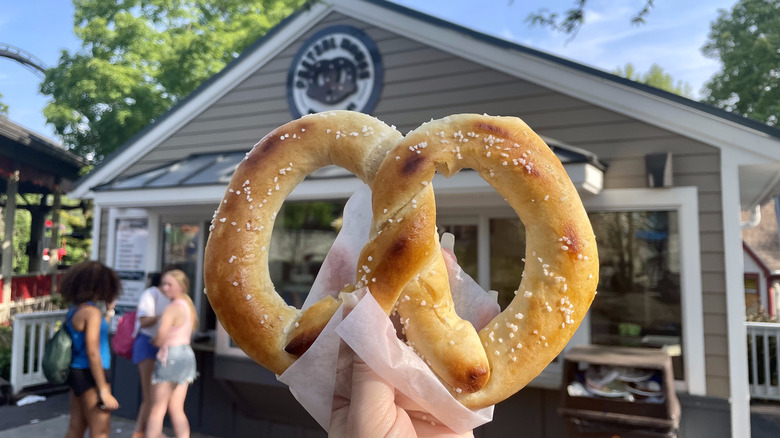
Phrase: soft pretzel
[
  {"left": 357, "top": 114, "right": 599, "bottom": 409},
  {"left": 203, "top": 111, "right": 402, "bottom": 374},
  {"left": 204, "top": 111, "right": 598, "bottom": 411}
]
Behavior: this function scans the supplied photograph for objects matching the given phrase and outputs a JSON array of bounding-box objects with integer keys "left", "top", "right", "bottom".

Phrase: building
[
  {"left": 69, "top": 0, "right": 780, "bottom": 436},
  {"left": 0, "top": 116, "right": 85, "bottom": 321},
  {"left": 742, "top": 199, "right": 780, "bottom": 320}
]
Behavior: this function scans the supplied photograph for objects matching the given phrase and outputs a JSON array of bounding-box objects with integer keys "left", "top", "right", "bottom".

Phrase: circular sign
[{"left": 287, "top": 25, "right": 383, "bottom": 119}]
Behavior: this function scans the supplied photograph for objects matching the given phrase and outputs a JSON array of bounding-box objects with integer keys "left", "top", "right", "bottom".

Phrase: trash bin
[{"left": 558, "top": 345, "right": 681, "bottom": 438}]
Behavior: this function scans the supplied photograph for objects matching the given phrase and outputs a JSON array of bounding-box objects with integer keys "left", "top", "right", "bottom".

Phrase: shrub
[{"left": 0, "top": 325, "right": 11, "bottom": 381}]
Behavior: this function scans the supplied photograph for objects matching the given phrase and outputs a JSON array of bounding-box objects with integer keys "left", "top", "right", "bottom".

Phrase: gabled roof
[
  {"left": 69, "top": 0, "right": 780, "bottom": 208},
  {"left": 0, "top": 116, "right": 86, "bottom": 193},
  {"left": 90, "top": 134, "right": 606, "bottom": 193}
]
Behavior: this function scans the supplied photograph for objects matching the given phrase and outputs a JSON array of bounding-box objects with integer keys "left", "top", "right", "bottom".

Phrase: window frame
[{"left": 581, "top": 187, "right": 705, "bottom": 396}]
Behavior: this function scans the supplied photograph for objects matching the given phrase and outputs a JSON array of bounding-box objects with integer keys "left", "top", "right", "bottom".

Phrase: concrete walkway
[
  {"left": 0, "top": 391, "right": 218, "bottom": 438},
  {"left": 1, "top": 414, "right": 220, "bottom": 438},
  {"left": 3, "top": 414, "right": 145, "bottom": 438},
  {"left": 3, "top": 388, "right": 779, "bottom": 437}
]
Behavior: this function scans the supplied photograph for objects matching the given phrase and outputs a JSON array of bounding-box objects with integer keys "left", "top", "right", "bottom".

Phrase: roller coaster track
[{"left": 0, "top": 42, "right": 48, "bottom": 77}]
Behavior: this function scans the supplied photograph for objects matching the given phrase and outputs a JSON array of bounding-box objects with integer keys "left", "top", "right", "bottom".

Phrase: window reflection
[
  {"left": 487, "top": 212, "right": 684, "bottom": 379},
  {"left": 162, "top": 223, "right": 200, "bottom": 287},
  {"left": 589, "top": 211, "right": 683, "bottom": 379},
  {"left": 489, "top": 218, "right": 527, "bottom": 309},
  {"left": 162, "top": 223, "right": 210, "bottom": 330},
  {"left": 269, "top": 200, "right": 346, "bottom": 307}
]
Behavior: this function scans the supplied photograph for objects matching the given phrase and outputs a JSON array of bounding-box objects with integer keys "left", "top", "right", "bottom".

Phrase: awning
[{"left": 92, "top": 138, "right": 607, "bottom": 196}]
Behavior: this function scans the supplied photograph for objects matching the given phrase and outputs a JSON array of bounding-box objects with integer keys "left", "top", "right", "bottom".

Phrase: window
[
  {"left": 588, "top": 210, "right": 684, "bottom": 380},
  {"left": 162, "top": 222, "right": 208, "bottom": 330},
  {"left": 452, "top": 187, "right": 703, "bottom": 393},
  {"left": 489, "top": 218, "right": 527, "bottom": 309},
  {"left": 583, "top": 187, "right": 704, "bottom": 395},
  {"left": 437, "top": 219, "right": 479, "bottom": 280},
  {"left": 744, "top": 273, "right": 760, "bottom": 317},
  {"left": 215, "top": 199, "right": 346, "bottom": 356},
  {"left": 269, "top": 200, "right": 347, "bottom": 307}
]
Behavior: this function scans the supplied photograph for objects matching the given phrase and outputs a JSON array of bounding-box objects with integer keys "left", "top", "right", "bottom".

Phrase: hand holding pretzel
[{"left": 203, "top": 111, "right": 598, "bottom": 411}]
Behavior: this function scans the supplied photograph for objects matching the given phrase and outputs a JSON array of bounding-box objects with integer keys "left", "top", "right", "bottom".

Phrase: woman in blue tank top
[{"left": 61, "top": 261, "right": 121, "bottom": 438}]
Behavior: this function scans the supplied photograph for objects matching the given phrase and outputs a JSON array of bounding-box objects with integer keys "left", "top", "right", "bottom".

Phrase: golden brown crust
[
  {"left": 359, "top": 114, "right": 598, "bottom": 408},
  {"left": 203, "top": 111, "right": 402, "bottom": 374},
  {"left": 284, "top": 296, "right": 341, "bottom": 356},
  {"left": 204, "top": 111, "right": 597, "bottom": 410}
]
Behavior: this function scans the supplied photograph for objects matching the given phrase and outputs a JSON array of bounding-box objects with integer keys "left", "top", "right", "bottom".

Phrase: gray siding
[{"left": 118, "top": 13, "right": 730, "bottom": 397}]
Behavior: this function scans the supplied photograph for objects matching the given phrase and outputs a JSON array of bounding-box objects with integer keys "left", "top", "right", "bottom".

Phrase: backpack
[
  {"left": 42, "top": 309, "right": 76, "bottom": 385},
  {"left": 111, "top": 310, "right": 136, "bottom": 359}
]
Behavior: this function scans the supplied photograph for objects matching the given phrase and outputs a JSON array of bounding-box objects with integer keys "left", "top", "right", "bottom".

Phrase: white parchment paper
[{"left": 278, "top": 185, "right": 500, "bottom": 433}]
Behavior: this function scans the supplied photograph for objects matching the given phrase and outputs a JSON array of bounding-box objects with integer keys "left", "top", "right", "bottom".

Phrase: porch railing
[
  {"left": 747, "top": 321, "right": 780, "bottom": 401},
  {"left": 9, "top": 310, "right": 67, "bottom": 395},
  {"left": 0, "top": 273, "right": 63, "bottom": 302},
  {"left": 0, "top": 272, "right": 64, "bottom": 323}
]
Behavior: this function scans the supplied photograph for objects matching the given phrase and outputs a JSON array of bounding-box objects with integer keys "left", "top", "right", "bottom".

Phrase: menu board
[{"left": 114, "top": 218, "right": 148, "bottom": 306}]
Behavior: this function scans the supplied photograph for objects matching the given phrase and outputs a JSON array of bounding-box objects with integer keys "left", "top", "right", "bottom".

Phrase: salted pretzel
[
  {"left": 204, "top": 111, "right": 598, "bottom": 411},
  {"left": 355, "top": 114, "right": 598, "bottom": 409},
  {"left": 204, "top": 111, "right": 402, "bottom": 374}
]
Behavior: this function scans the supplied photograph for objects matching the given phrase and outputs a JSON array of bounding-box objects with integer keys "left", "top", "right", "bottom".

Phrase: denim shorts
[
  {"left": 152, "top": 345, "right": 198, "bottom": 385},
  {"left": 132, "top": 333, "right": 159, "bottom": 364}
]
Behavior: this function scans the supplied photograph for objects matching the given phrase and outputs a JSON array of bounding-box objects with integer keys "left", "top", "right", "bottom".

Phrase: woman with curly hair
[{"left": 60, "top": 260, "right": 122, "bottom": 438}]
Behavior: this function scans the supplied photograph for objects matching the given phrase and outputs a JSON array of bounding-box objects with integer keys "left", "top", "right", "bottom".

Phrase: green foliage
[
  {"left": 0, "top": 92, "right": 8, "bottom": 114},
  {"left": 42, "top": 0, "right": 309, "bottom": 163},
  {"left": 60, "top": 200, "right": 93, "bottom": 267},
  {"left": 0, "top": 194, "right": 90, "bottom": 274},
  {"left": 702, "top": 0, "right": 780, "bottom": 127},
  {"left": 12, "top": 207, "right": 31, "bottom": 275},
  {"left": 277, "top": 201, "right": 343, "bottom": 265},
  {"left": 282, "top": 202, "right": 340, "bottom": 230},
  {"left": 614, "top": 63, "right": 693, "bottom": 98},
  {"left": 0, "top": 325, "right": 11, "bottom": 381}
]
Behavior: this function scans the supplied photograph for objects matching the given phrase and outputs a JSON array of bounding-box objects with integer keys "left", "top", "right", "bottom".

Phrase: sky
[{"left": 0, "top": 0, "right": 738, "bottom": 143}]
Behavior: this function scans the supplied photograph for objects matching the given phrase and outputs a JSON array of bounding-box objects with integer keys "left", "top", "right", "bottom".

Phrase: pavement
[
  {"left": 0, "top": 390, "right": 218, "bottom": 438},
  {"left": 751, "top": 400, "right": 780, "bottom": 438},
  {"left": 2, "top": 388, "right": 780, "bottom": 437}
]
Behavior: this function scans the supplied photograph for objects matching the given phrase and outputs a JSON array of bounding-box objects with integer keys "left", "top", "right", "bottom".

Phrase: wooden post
[
  {"left": 49, "top": 181, "right": 62, "bottom": 296},
  {"left": 2, "top": 161, "right": 20, "bottom": 321}
]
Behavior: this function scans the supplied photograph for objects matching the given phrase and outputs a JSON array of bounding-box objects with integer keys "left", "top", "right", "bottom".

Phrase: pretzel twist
[
  {"left": 358, "top": 114, "right": 598, "bottom": 409},
  {"left": 204, "top": 111, "right": 598, "bottom": 411}
]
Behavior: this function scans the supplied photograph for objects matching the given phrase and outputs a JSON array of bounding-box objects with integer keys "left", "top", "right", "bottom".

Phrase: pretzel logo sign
[{"left": 204, "top": 111, "right": 598, "bottom": 410}]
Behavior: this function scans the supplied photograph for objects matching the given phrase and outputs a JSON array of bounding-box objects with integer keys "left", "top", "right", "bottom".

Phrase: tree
[
  {"left": 280, "top": 201, "right": 341, "bottom": 265},
  {"left": 59, "top": 199, "right": 93, "bottom": 267},
  {"left": 0, "top": 92, "right": 7, "bottom": 114},
  {"left": 41, "top": 0, "right": 309, "bottom": 163},
  {"left": 524, "top": 0, "right": 655, "bottom": 38},
  {"left": 0, "top": 194, "right": 91, "bottom": 274},
  {"left": 701, "top": 0, "right": 780, "bottom": 127},
  {"left": 614, "top": 63, "right": 693, "bottom": 97}
]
